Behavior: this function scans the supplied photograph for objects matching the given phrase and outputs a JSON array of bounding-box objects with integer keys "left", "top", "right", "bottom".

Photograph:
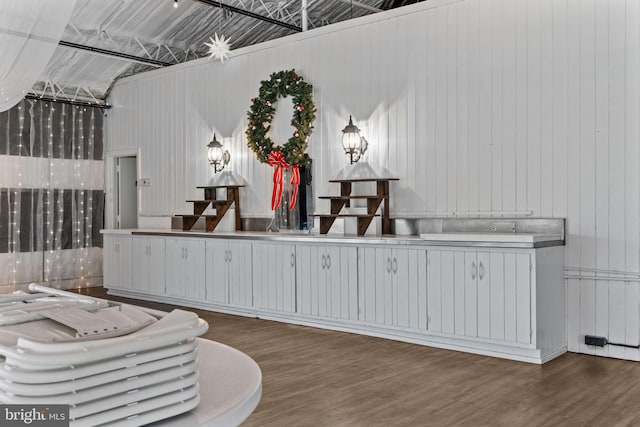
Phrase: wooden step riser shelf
[
  {"left": 181, "top": 185, "right": 244, "bottom": 233},
  {"left": 318, "top": 178, "right": 398, "bottom": 236}
]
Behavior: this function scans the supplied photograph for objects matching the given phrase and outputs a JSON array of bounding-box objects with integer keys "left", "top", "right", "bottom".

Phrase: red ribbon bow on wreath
[{"left": 268, "top": 150, "right": 300, "bottom": 211}]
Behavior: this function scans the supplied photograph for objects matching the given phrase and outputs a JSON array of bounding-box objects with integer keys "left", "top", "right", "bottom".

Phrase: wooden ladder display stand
[
  {"left": 317, "top": 178, "right": 398, "bottom": 236},
  {"left": 181, "top": 185, "right": 244, "bottom": 232}
]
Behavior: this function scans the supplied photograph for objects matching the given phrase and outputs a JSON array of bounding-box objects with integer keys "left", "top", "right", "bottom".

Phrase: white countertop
[
  {"left": 101, "top": 229, "right": 564, "bottom": 248},
  {"left": 419, "top": 232, "right": 564, "bottom": 244}
]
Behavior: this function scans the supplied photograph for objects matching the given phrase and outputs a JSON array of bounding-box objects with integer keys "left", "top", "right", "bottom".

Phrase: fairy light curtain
[
  {"left": 0, "top": 99, "right": 104, "bottom": 290},
  {"left": 0, "top": 0, "right": 77, "bottom": 112}
]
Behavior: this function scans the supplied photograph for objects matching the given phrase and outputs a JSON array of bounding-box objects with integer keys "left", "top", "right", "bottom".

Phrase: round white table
[{"left": 155, "top": 338, "right": 262, "bottom": 426}]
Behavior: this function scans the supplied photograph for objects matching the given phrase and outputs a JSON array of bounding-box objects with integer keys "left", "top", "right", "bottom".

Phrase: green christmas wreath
[{"left": 246, "top": 69, "right": 316, "bottom": 165}]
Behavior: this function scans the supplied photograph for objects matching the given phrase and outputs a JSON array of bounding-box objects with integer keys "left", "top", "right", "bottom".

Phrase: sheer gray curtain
[{"left": 0, "top": 99, "right": 104, "bottom": 291}]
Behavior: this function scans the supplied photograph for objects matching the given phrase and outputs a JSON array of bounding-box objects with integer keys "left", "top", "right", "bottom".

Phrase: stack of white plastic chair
[{"left": 0, "top": 284, "right": 209, "bottom": 426}]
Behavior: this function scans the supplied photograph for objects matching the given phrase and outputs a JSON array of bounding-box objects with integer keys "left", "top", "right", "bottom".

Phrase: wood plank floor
[{"left": 77, "top": 288, "right": 640, "bottom": 426}]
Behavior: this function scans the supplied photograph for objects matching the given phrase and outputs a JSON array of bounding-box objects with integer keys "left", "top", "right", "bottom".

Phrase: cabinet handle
[
  {"left": 229, "top": 249, "right": 232, "bottom": 262},
  {"left": 291, "top": 253, "right": 295, "bottom": 267},
  {"left": 392, "top": 257, "right": 397, "bottom": 274},
  {"left": 321, "top": 254, "right": 326, "bottom": 269},
  {"left": 471, "top": 261, "right": 477, "bottom": 280},
  {"left": 479, "top": 261, "right": 485, "bottom": 280},
  {"left": 387, "top": 257, "right": 392, "bottom": 273},
  {"left": 327, "top": 254, "right": 331, "bottom": 269}
]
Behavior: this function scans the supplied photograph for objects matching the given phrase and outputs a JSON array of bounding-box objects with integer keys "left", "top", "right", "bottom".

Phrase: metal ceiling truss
[
  {"left": 58, "top": 40, "right": 173, "bottom": 67},
  {"left": 25, "top": 93, "right": 112, "bottom": 109},
  {"left": 28, "top": 84, "right": 110, "bottom": 108},
  {"left": 36, "top": 0, "right": 393, "bottom": 105},
  {"left": 54, "top": 0, "right": 387, "bottom": 74},
  {"left": 380, "top": 0, "right": 421, "bottom": 10},
  {"left": 257, "top": 0, "right": 298, "bottom": 25},
  {"left": 194, "top": 0, "right": 302, "bottom": 32},
  {"left": 335, "top": 0, "right": 383, "bottom": 13}
]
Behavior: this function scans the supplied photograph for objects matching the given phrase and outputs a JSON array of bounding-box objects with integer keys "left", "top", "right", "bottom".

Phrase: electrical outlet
[{"left": 584, "top": 335, "right": 607, "bottom": 347}]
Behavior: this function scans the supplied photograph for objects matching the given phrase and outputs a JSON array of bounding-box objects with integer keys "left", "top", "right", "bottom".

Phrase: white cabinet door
[
  {"left": 183, "top": 239, "right": 205, "bottom": 299},
  {"left": 463, "top": 251, "right": 478, "bottom": 338},
  {"left": 296, "top": 245, "right": 358, "bottom": 320},
  {"left": 426, "top": 250, "right": 455, "bottom": 334},
  {"left": 393, "top": 248, "right": 428, "bottom": 330},
  {"left": 205, "top": 240, "right": 252, "bottom": 307},
  {"left": 359, "top": 247, "right": 389, "bottom": 325},
  {"left": 512, "top": 252, "right": 532, "bottom": 344},
  {"left": 252, "top": 243, "right": 295, "bottom": 313},
  {"left": 473, "top": 251, "right": 531, "bottom": 344},
  {"left": 427, "top": 249, "right": 532, "bottom": 344},
  {"left": 359, "top": 247, "right": 427, "bottom": 330},
  {"left": 165, "top": 238, "right": 205, "bottom": 299},
  {"left": 476, "top": 252, "right": 491, "bottom": 339},
  {"left": 205, "top": 240, "right": 228, "bottom": 303},
  {"left": 228, "top": 242, "right": 252, "bottom": 307},
  {"left": 132, "top": 237, "right": 165, "bottom": 295},
  {"left": 103, "top": 235, "right": 132, "bottom": 290}
]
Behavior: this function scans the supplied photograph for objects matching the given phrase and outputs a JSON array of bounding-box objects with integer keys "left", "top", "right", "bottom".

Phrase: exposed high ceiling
[{"left": 31, "top": 0, "right": 423, "bottom": 106}]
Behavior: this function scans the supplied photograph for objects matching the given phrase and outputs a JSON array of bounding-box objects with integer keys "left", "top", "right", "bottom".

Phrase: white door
[{"left": 117, "top": 156, "right": 137, "bottom": 229}]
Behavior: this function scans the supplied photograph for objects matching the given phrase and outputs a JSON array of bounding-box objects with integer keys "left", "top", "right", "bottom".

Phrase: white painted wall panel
[{"left": 106, "top": 0, "right": 640, "bottom": 360}]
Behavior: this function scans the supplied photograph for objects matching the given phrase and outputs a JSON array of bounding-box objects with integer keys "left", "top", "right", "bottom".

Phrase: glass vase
[{"left": 274, "top": 168, "right": 300, "bottom": 231}]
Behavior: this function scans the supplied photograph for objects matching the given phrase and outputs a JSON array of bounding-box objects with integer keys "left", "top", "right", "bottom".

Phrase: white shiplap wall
[{"left": 106, "top": 0, "right": 640, "bottom": 360}]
